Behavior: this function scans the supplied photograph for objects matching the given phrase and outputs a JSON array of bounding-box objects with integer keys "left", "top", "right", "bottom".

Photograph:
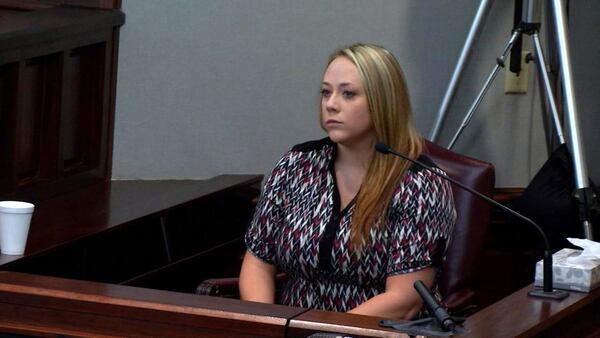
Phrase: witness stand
[{"left": 0, "top": 174, "right": 598, "bottom": 337}]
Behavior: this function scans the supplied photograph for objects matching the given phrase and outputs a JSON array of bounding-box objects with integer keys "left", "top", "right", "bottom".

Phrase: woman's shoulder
[
  {"left": 403, "top": 154, "right": 444, "bottom": 180},
  {"left": 270, "top": 137, "right": 333, "bottom": 173},
  {"left": 408, "top": 154, "right": 438, "bottom": 173},
  {"left": 398, "top": 154, "right": 451, "bottom": 195}
]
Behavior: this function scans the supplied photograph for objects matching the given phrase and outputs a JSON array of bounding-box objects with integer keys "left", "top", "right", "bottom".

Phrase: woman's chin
[
  {"left": 327, "top": 135, "right": 359, "bottom": 148},
  {"left": 326, "top": 132, "right": 347, "bottom": 144}
]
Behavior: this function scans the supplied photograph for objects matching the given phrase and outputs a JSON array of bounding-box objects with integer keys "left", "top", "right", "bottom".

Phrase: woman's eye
[
  {"left": 320, "top": 89, "right": 331, "bottom": 97},
  {"left": 342, "top": 90, "right": 355, "bottom": 98}
]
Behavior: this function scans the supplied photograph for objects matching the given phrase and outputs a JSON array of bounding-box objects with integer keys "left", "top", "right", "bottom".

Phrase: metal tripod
[{"left": 429, "top": 0, "right": 594, "bottom": 239}]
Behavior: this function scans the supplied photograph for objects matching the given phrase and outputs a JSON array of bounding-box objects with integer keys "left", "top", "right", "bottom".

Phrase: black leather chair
[{"left": 197, "top": 140, "right": 495, "bottom": 314}]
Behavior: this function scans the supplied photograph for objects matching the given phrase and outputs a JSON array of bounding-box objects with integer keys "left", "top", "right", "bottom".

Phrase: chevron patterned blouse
[{"left": 245, "top": 137, "right": 456, "bottom": 312}]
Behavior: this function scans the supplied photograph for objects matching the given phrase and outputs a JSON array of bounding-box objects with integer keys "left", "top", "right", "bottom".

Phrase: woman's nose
[{"left": 324, "top": 94, "right": 339, "bottom": 112}]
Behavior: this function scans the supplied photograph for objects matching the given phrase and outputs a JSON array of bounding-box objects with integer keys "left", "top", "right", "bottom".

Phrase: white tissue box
[{"left": 534, "top": 248, "right": 600, "bottom": 292}]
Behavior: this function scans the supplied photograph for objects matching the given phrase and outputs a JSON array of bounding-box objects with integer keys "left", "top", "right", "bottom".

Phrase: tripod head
[
  {"left": 510, "top": 0, "right": 542, "bottom": 74},
  {"left": 522, "top": 0, "right": 542, "bottom": 29},
  {"left": 511, "top": 0, "right": 542, "bottom": 35}
]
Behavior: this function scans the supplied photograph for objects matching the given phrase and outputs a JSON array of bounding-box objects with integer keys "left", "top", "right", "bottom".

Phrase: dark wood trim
[
  {"left": 0, "top": 8, "right": 125, "bottom": 63},
  {"left": 0, "top": 272, "right": 306, "bottom": 338},
  {"left": 0, "top": 1, "right": 53, "bottom": 10},
  {"left": 103, "top": 16, "right": 120, "bottom": 181},
  {"left": 492, "top": 187, "right": 525, "bottom": 204},
  {"left": 0, "top": 0, "right": 121, "bottom": 10},
  {"left": 287, "top": 310, "right": 401, "bottom": 338},
  {"left": 2, "top": 270, "right": 596, "bottom": 338}
]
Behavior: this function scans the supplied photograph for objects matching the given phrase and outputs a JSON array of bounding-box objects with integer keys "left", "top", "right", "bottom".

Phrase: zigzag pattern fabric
[{"left": 245, "top": 138, "right": 456, "bottom": 312}]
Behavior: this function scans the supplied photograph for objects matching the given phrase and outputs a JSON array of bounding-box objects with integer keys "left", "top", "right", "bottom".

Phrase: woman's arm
[
  {"left": 348, "top": 267, "right": 436, "bottom": 320},
  {"left": 351, "top": 167, "right": 455, "bottom": 319},
  {"left": 239, "top": 250, "right": 277, "bottom": 303}
]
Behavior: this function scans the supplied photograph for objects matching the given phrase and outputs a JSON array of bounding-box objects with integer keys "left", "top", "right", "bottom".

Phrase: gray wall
[
  {"left": 571, "top": 1, "right": 600, "bottom": 188},
  {"left": 113, "top": 0, "right": 598, "bottom": 188}
]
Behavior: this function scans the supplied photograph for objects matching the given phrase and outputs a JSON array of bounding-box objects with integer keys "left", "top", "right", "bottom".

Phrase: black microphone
[
  {"left": 375, "top": 142, "right": 569, "bottom": 300},
  {"left": 414, "top": 280, "right": 455, "bottom": 332}
]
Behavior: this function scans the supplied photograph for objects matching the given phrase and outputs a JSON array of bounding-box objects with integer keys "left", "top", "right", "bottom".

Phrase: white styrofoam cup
[{"left": 0, "top": 201, "right": 35, "bottom": 255}]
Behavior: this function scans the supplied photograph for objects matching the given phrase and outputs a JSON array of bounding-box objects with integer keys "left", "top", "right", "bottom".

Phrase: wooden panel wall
[{"left": 0, "top": 2, "right": 124, "bottom": 200}]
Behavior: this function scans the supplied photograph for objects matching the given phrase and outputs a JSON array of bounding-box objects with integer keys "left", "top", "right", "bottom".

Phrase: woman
[{"left": 239, "top": 43, "right": 456, "bottom": 320}]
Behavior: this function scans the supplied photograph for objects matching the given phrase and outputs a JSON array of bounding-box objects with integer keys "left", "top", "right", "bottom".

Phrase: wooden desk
[
  {"left": 2, "top": 273, "right": 597, "bottom": 337},
  {"left": 459, "top": 284, "right": 600, "bottom": 338},
  {"left": 286, "top": 285, "right": 600, "bottom": 338},
  {"left": 1, "top": 176, "right": 598, "bottom": 337},
  {"left": 1, "top": 175, "right": 262, "bottom": 293}
]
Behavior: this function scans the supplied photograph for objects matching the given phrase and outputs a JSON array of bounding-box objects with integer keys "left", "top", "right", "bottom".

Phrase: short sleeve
[
  {"left": 244, "top": 152, "right": 291, "bottom": 265},
  {"left": 386, "top": 168, "right": 456, "bottom": 275}
]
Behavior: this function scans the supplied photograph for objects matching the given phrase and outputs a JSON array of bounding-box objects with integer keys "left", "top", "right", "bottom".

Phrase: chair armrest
[
  {"left": 196, "top": 273, "right": 288, "bottom": 299},
  {"left": 196, "top": 277, "right": 241, "bottom": 298}
]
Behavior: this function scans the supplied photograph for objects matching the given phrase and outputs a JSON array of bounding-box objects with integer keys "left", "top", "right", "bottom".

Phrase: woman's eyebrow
[{"left": 321, "top": 81, "right": 353, "bottom": 87}]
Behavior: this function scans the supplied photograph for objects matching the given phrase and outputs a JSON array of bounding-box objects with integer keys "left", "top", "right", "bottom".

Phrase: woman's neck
[
  {"left": 333, "top": 137, "right": 375, "bottom": 210},
  {"left": 335, "top": 136, "right": 375, "bottom": 170}
]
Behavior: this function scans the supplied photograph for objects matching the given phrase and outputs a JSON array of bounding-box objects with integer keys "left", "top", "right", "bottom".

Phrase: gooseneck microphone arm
[{"left": 375, "top": 142, "right": 569, "bottom": 300}]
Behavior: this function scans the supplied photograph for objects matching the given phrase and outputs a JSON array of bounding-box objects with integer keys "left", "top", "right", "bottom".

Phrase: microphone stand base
[
  {"left": 380, "top": 317, "right": 466, "bottom": 337},
  {"left": 528, "top": 288, "right": 569, "bottom": 300}
]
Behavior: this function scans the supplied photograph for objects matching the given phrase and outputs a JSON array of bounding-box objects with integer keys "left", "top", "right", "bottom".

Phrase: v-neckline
[{"left": 328, "top": 145, "right": 358, "bottom": 213}]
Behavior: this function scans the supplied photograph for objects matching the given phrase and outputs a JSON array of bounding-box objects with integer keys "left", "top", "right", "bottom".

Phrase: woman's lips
[{"left": 325, "top": 119, "right": 342, "bottom": 126}]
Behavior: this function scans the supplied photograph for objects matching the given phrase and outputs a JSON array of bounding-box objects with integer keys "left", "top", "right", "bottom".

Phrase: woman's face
[{"left": 320, "top": 57, "right": 375, "bottom": 148}]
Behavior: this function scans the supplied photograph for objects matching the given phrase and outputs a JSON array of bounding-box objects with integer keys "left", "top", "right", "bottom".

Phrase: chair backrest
[{"left": 423, "top": 140, "right": 495, "bottom": 310}]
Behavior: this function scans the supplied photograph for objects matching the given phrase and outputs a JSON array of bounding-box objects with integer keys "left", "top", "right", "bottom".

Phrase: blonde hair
[{"left": 325, "top": 43, "right": 423, "bottom": 250}]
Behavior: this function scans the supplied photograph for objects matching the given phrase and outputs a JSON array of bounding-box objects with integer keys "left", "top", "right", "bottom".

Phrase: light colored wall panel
[{"left": 113, "top": 0, "right": 597, "bottom": 187}]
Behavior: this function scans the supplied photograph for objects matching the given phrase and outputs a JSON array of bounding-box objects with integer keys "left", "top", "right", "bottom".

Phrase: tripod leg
[
  {"left": 429, "top": 0, "right": 495, "bottom": 143},
  {"left": 531, "top": 33, "right": 566, "bottom": 144},
  {"left": 550, "top": 0, "right": 594, "bottom": 239},
  {"left": 448, "top": 30, "right": 522, "bottom": 149}
]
